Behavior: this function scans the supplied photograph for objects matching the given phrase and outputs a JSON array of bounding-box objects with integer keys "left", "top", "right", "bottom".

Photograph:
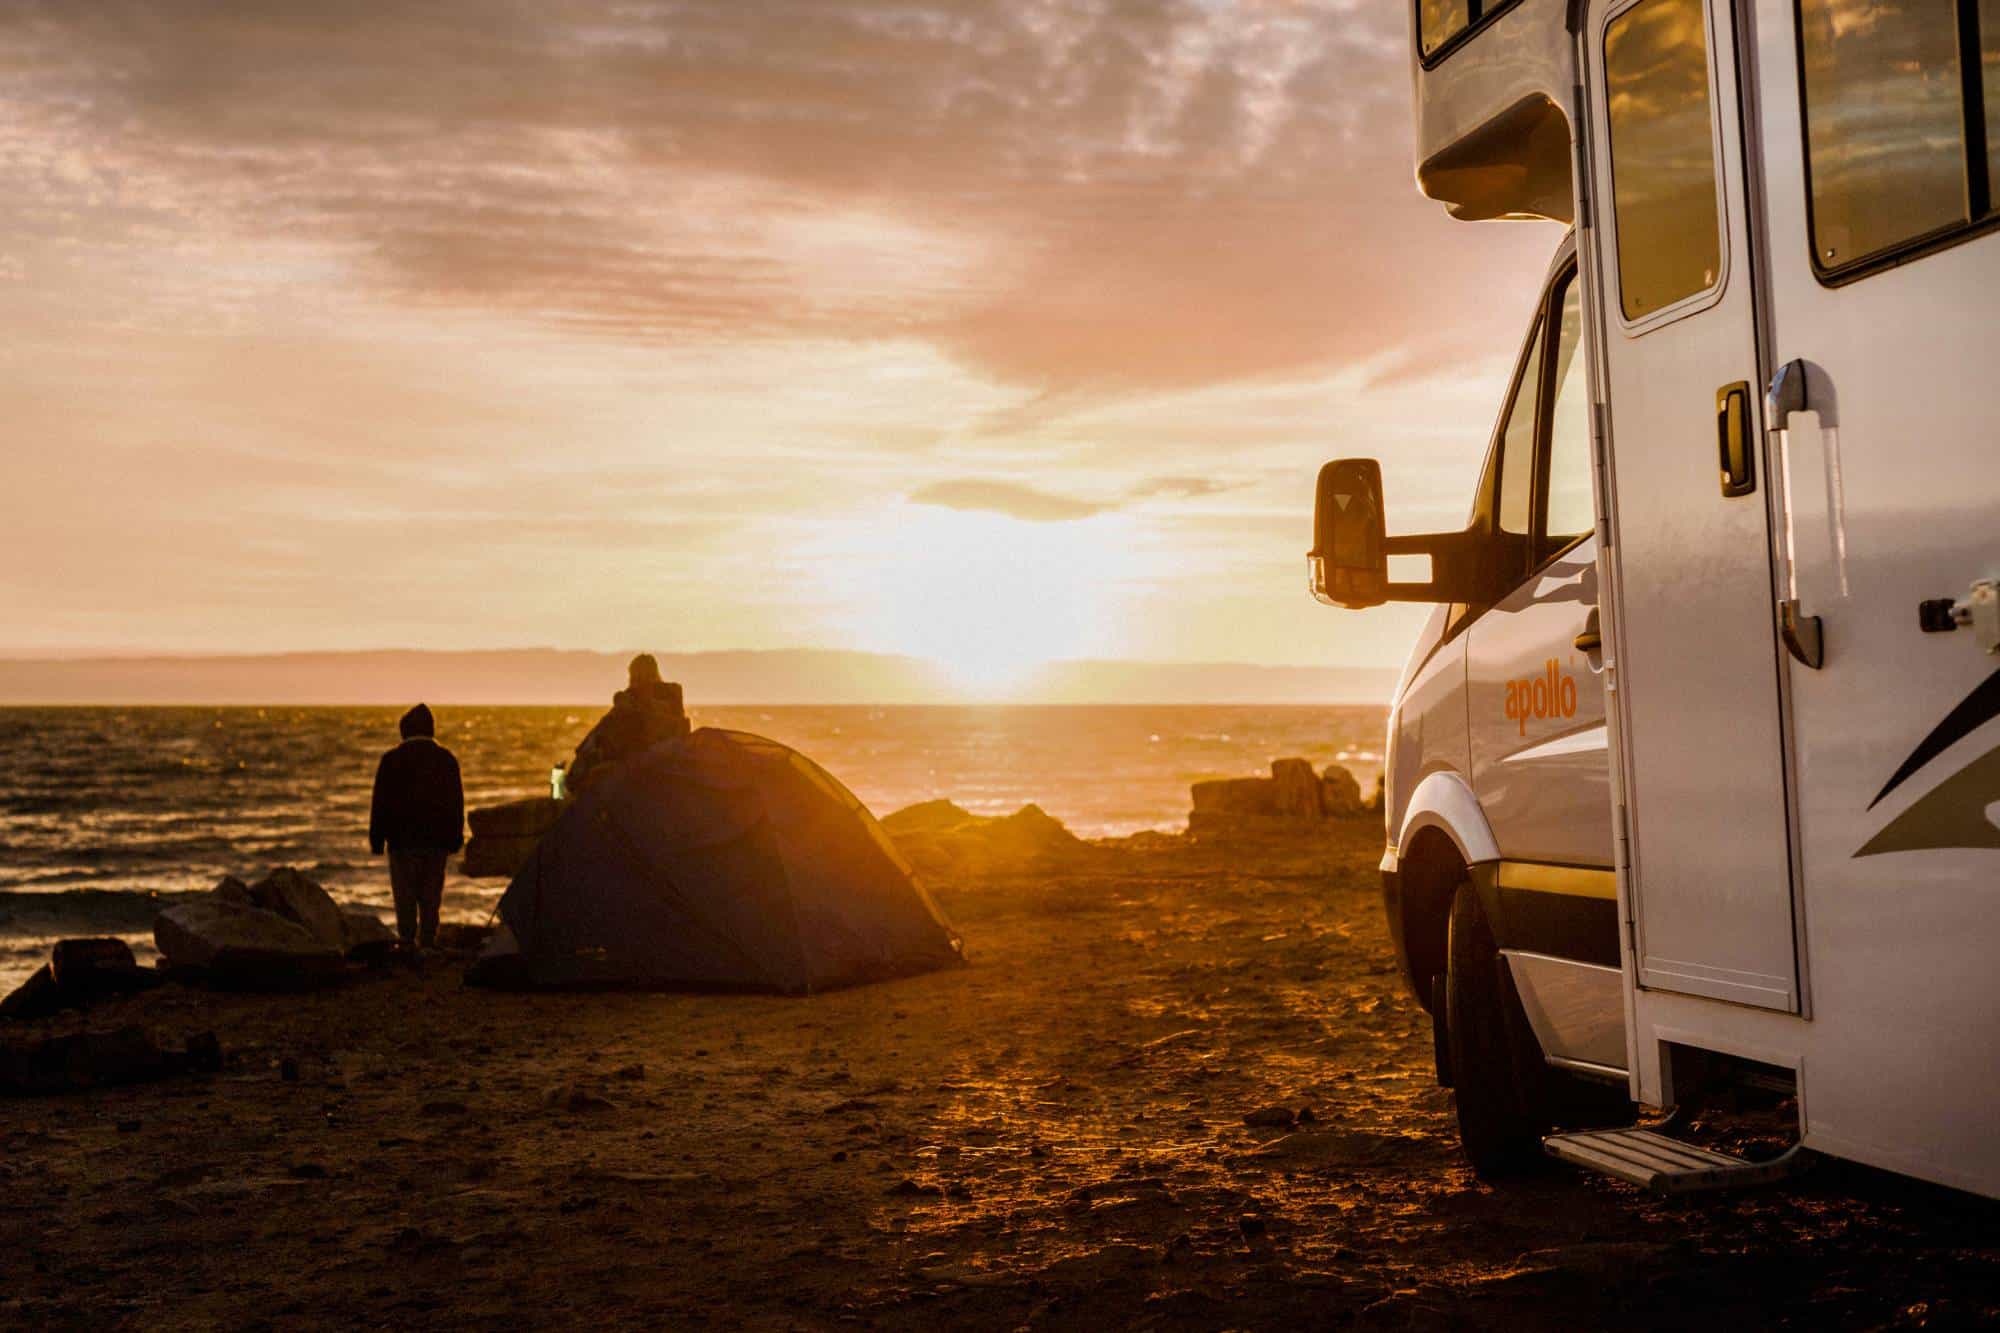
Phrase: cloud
[
  {"left": 908, "top": 479, "right": 1111, "bottom": 522},
  {"left": 0, "top": 0, "right": 1551, "bottom": 394},
  {"left": 1128, "top": 476, "right": 1233, "bottom": 500}
]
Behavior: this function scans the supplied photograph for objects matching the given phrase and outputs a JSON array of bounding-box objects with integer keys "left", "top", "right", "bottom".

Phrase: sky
[{"left": 0, "top": 0, "right": 1561, "bottom": 693}]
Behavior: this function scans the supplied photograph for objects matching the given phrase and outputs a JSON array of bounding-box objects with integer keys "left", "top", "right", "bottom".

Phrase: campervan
[{"left": 1311, "top": 0, "right": 2000, "bottom": 1198}]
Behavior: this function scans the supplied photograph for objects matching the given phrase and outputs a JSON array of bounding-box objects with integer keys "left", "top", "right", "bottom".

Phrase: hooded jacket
[{"left": 369, "top": 704, "right": 465, "bottom": 855}]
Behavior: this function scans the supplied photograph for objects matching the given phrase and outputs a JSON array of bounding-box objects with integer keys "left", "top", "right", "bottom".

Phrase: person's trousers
[{"left": 388, "top": 850, "right": 448, "bottom": 948}]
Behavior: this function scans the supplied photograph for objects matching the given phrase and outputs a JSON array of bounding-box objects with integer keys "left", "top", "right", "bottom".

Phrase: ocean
[{"left": 0, "top": 704, "right": 1386, "bottom": 993}]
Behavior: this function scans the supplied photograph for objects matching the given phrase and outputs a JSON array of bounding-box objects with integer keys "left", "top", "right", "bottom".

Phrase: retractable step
[{"left": 1544, "top": 1128, "right": 1808, "bottom": 1194}]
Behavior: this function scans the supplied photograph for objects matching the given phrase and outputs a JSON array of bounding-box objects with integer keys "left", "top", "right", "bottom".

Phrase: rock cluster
[
  {"left": 153, "top": 867, "right": 396, "bottom": 988},
  {"left": 1187, "top": 759, "right": 1370, "bottom": 839},
  {"left": 880, "top": 800, "right": 1091, "bottom": 876}
]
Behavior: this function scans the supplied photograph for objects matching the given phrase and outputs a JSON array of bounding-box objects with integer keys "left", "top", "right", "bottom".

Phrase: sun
[{"left": 837, "top": 504, "right": 1135, "bottom": 698}]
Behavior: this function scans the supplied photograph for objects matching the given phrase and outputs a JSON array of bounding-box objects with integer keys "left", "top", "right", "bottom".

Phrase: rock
[
  {"left": 51, "top": 937, "right": 136, "bottom": 978},
  {"left": 0, "top": 1026, "right": 186, "bottom": 1095},
  {"left": 1242, "top": 1105, "right": 1296, "bottom": 1128},
  {"left": 879, "top": 800, "right": 979, "bottom": 836},
  {"left": 462, "top": 834, "right": 541, "bottom": 879},
  {"left": 1319, "top": 764, "right": 1365, "bottom": 818},
  {"left": 1270, "top": 758, "right": 1323, "bottom": 817},
  {"left": 1189, "top": 777, "right": 1277, "bottom": 816},
  {"left": 154, "top": 899, "right": 342, "bottom": 987},
  {"left": 543, "top": 1083, "right": 615, "bottom": 1113},
  {"left": 339, "top": 912, "right": 396, "bottom": 954},
  {"left": 2, "top": 941, "right": 164, "bottom": 1021},
  {"left": 248, "top": 868, "right": 348, "bottom": 953},
  {"left": 885, "top": 1177, "right": 944, "bottom": 1198},
  {"left": 467, "top": 796, "right": 563, "bottom": 839},
  {"left": 212, "top": 875, "right": 253, "bottom": 906},
  {"left": 883, "top": 801, "right": 1087, "bottom": 873},
  {"left": 0, "top": 966, "right": 62, "bottom": 1022},
  {"left": 433, "top": 923, "right": 494, "bottom": 952}
]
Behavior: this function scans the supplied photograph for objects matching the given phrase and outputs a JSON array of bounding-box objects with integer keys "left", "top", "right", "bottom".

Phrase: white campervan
[{"left": 1312, "top": 0, "right": 2000, "bottom": 1199}]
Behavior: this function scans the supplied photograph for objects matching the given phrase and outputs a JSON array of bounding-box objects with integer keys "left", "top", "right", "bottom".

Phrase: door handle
[
  {"left": 1717, "top": 380, "right": 1755, "bottom": 497},
  {"left": 1574, "top": 607, "right": 1602, "bottom": 654}
]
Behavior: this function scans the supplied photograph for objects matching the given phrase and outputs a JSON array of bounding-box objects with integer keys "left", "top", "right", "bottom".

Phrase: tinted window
[
  {"left": 1544, "top": 276, "right": 1594, "bottom": 553},
  {"left": 1605, "top": 0, "right": 1724, "bottom": 320},
  {"left": 1421, "top": 0, "right": 1471, "bottom": 57},
  {"left": 1419, "top": 1, "right": 1523, "bottom": 61},
  {"left": 1799, "top": 2, "right": 1969, "bottom": 269},
  {"left": 1497, "top": 318, "right": 1544, "bottom": 536},
  {"left": 1987, "top": 1, "right": 2000, "bottom": 192}
]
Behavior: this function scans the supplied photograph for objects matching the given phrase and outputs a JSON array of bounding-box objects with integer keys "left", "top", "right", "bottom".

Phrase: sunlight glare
[{"left": 839, "top": 504, "right": 1135, "bottom": 697}]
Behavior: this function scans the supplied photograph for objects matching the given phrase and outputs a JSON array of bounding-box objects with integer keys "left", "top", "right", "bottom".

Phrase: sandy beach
[{"left": 3, "top": 818, "right": 1995, "bottom": 1329}]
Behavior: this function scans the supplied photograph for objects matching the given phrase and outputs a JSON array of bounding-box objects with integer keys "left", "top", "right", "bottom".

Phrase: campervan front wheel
[{"left": 1445, "top": 882, "right": 1548, "bottom": 1177}]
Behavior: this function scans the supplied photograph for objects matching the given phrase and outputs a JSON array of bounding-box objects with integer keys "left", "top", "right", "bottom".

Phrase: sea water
[{"left": 0, "top": 704, "right": 1386, "bottom": 991}]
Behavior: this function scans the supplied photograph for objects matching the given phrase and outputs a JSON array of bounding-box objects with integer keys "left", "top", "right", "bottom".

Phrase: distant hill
[{"left": 0, "top": 649, "right": 1397, "bottom": 706}]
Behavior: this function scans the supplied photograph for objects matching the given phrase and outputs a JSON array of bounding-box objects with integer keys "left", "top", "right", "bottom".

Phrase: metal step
[{"left": 1544, "top": 1128, "right": 1808, "bottom": 1194}]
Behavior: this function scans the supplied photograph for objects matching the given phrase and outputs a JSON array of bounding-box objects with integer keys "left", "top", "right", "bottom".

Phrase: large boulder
[
  {"left": 468, "top": 796, "right": 563, "bottom": 839},
  {"left": 1319, "top": 765, "right": 1365, "bottom": 819},
  {"left": 247, "top": 868, "right": 348, "bottom": 952},
  {"left": 462, "top": 834, "right": 540, "bottom": 879},
  {"left": 1, "top": 940, "right": 165, "bottom": 1022},
  {"left": 881, "top": 801, "right": 1089, "bottom": 875},
  {"left": 1189, "top": 777, "right": 1277, "bottom": 816},
  {"left": 340, "top": 911, "right": 397, "bottom": 951},
  {"left": 154, "top": 899, "right": 342, "bottom": 987},
  {"left": 1270, "top": 759, "right": 1323, "bottom": 818}
]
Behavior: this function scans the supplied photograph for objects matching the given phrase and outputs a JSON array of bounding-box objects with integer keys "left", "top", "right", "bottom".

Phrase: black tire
[{"left": 1445, "top": 881, "right": 1548, "bottom": 1177}]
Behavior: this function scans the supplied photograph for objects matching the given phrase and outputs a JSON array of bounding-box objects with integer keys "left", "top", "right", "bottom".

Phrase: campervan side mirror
[
  {"left": 1309, "top": 459, "right": 1389, "bottom": 609},
  {"left": 1308, "top": 458, "right": 1500, "bottom": 609}
]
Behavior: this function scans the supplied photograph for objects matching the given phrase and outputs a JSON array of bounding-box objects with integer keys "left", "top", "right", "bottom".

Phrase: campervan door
[{"left": 1582, "top": 0, "right": 2000, "bottom": 1193}]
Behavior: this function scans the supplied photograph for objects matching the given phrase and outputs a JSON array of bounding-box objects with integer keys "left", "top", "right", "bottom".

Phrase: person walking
[{"left": 368, "top": 703, "right": 465, "bottom": 949}]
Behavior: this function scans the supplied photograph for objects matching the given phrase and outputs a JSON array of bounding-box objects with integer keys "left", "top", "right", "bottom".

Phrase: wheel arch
[{"left": 1394, "top": 771, "right": 1500, "bottom": 1013}]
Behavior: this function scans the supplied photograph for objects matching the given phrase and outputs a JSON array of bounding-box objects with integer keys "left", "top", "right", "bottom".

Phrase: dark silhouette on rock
[
  {"left": 368, "top": 703, "right": 464, "bottom": 948},
  {"left": 566, "top": 654, "right": 692, "bottom": 794}
]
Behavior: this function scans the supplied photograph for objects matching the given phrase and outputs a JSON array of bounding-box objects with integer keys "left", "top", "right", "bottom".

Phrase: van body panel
[
  {"left": 1583, "top": 0, "right": 1801, "bottom": 1013},
  {"left": 1608, "top": 0, "right": 2000, "bottom": 1197},
  {"left": 1393, "top": 0, "right": 2000, "bottom": 1200},
  {"left": 1467, "top": 540, "right": 1612, "bottom": 868},
  {"left": 1505, "top": 952, "right": 1627, "bottom": 1070},
  {"left": 1386, "top": 623, "right": 1472, "bottom": 851},
  {"left": 1396, "top": 769, "right": 1501, "bottom": 870},
  {"left": 1411, "top": 0, "right": 1577, "bottom": 221}
]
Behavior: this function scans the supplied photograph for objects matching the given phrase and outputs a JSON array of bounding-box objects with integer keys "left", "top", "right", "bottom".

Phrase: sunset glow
[{"left": 0, "top": 1, "right": 1558, "bottom": 687}]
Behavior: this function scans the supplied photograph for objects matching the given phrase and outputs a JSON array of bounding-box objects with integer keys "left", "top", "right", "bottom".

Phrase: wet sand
[{"left": 2, "top": 821, "right": 1995, "bottom": 1329}]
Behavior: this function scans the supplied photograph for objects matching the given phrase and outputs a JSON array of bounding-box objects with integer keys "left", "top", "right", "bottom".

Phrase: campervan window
[
  {"left": 1496, "top": 316, "right": 1545, "bottom": 537},
  {"left": 1542, "top": 274, "right": 1593, "bottom": 556},
  {"left": 1797, "top": 0, "right": 1998, "bottom": 279},
  {"left": 1604, "top": 0, "right": 1725, "bottom": 323},
  {"left": 1417, "top": 0, "right": 1525, "bottom": 64}
]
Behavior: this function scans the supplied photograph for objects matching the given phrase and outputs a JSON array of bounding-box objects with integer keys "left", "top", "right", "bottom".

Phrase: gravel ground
[{"left": 2, "top": 819, "right": 1995, "bottom": 1329}]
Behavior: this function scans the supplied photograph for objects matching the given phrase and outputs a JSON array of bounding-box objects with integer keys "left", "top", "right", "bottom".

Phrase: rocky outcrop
[
  {"left": 881, "top": 801, "right": 1091, "bottom": 876},
  {"left": 1188, "top": 759, "right": 1373, "bottom": 838},
  {"left": 0, "top": 939, "right": 165, "bottom": 1021},
  {"left": 463, "top": 796, "right": 565, "bottom": 880},
  {"left": 152, "top": 868, "right": 387, "bottom": 988},
  {"left": 155, "top": 898, "right": 343, "bottom": 983}
]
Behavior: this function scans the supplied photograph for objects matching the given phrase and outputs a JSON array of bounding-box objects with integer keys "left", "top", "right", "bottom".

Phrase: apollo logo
[{"left": 1505, "top": 659, "right": 1579, "bottom": 737}]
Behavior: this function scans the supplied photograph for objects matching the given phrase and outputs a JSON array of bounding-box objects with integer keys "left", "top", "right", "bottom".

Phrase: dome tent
[{"left": 478, "top": 729, "right": 963, "bottom": 993}]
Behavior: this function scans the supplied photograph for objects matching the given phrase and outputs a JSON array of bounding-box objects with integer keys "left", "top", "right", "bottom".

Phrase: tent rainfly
[{"left": 476, "top": 729, "right": 963, "bottom": 993}]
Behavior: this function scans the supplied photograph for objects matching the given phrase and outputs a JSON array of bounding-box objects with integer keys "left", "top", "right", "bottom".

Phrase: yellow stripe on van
[{"left": 1496, "top": 861, "right": 1618, "bottom": 900}]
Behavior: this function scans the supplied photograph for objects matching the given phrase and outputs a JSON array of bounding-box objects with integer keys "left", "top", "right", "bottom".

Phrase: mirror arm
[{"left": 1380, "top": 530, "right": 1488, "bottom": 604}]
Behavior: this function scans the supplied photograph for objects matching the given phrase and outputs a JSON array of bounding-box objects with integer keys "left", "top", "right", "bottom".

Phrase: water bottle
[{"left": 551, "top": 763, "right": 568, "bottom": 801}]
